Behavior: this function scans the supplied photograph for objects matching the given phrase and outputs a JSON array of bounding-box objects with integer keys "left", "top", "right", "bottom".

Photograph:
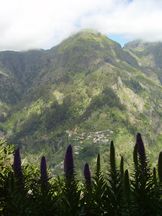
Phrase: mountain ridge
[{"left": 1, "top": 30, "right": 162, "bottom": 172}]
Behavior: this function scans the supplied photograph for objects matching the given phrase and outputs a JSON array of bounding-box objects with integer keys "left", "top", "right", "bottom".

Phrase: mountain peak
[
  {"left": 54, "top": 29, "right": 121, "bottom": 55},
  {"left": 125, "top": 40, "right": 162, "bottom": 52},
  {"left": 2, "top": 27, "right": 162, "bottom": 173},
  {"left": 124, "top": 40, "right": 144, "bottom": 50},
  {"left": 74, "top": 29, "right": 121, "bottom": 46},
  {"left": 75, "top": 28, "right": 100, "bottom": 35}
]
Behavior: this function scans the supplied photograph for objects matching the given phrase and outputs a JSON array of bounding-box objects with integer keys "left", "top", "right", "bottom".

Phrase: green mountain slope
[
  {"left": 1, "top": 30, "right": 162, "bottom": 172},
  {"left": 124, "top": 40, "right": 162, "bottom": 84}
]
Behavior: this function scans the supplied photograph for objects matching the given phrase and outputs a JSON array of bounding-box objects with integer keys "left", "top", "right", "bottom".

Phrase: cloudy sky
[{"left": 0, "top": 0, "right": 162, "bottom": 50}]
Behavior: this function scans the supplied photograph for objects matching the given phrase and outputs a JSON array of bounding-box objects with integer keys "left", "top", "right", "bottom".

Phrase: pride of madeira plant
[{"left": 1, "top": 134, "right": 162, "bottom": 215}]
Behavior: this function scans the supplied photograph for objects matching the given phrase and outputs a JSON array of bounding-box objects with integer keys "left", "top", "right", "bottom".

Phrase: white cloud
[{"left": 0, "top": 0, "right": 162, "bottom": 50}]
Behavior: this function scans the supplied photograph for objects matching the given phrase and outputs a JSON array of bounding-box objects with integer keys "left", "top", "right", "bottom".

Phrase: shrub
[{"left": 1, "top": 133, "right": 162, "bottom": 215}]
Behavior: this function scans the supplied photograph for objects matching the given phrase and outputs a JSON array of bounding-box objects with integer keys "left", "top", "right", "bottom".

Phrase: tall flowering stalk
[
  {"left": 135, "top": 133, "right": 149, "bottom": 180},
  {"left": 107, "top": 141, "right": 123, "bottom": 215},
  {"left": 83, "top": 163, "right": 93, "bottom": 215},
  {"left": 133, "top": 143, "right": 138, "bottom": 168},
  {"left": 93, "top": 154, "right": 107, "bottom": 215},
  {"left": 64, "top": 145, "right": 74, "bottom": 179},
  {"left": 110, "top": 141, "right": 116, "bottom": 175},
  {"left": 40, "top": 156, "right": 48, "bottom": 193},
  {"left": 84, "top": 163, "right": 91, "bottom": 187},
  {"left": 40, "top": 156, "right": 48, "bottom": 183},
  {"left": 133, "top": 133, "right": 154, "bottom": 215},
  {"left": 63, "top": 145, "right": 80, "bottom": 215},
  {"left": 136, "top": 133, "right": 146, "bottom": 166},
  {"left": 158, "top": 152, "right": 162, "bottom": 182},
  {"left": 120, "top": 156, "right": 124, "bottom": 179},
  {"left": 96, "top": 154, "right": 100, "bottom": 178},
  {"left": 13, "top": 148, "right": 24, "bottom": 188}
]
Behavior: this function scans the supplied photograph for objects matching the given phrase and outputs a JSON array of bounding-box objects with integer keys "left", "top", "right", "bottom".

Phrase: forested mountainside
[{"left": 1, "top": 30, "right": 162, "bottom": 172}]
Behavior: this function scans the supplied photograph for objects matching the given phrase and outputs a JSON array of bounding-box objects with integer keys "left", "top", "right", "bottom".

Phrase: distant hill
[{"left": 1, "top": 30, "right": 162, "bottom": 172}]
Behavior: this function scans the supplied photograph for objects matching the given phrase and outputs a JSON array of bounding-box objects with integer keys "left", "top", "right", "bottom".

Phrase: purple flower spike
[
  {"left": 158, "top": 152, "right": 162, "bottom": 182},
  {"left": 136, "top": 133, "right": 146, "bottom": 160},
  {"left": 136, "top": 133, "right": 147, "bottom": 173},
  {"left": 84, "top": 163, "right": 91, "bottom": 185},
  {"left": 13, "top": 148, "right": 23, "bottom": 179},
  {"left": 40, "top": 156, "right": 48, "bottom": 183},
  {"left": 64, "top": 145, "right": 74, "bottom": 178}
]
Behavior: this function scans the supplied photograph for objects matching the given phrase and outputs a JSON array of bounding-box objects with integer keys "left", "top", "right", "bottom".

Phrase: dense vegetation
[
  {"left": 1, "top": 133, "right": 162, "bottom": 216},
  {"left": 2, "top": 30, "right": 162, "bottom": 172}
]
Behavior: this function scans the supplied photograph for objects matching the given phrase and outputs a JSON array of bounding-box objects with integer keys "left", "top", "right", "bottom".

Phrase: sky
[{"left": 0, "top": 0, "right": 162, "bottom": 50}]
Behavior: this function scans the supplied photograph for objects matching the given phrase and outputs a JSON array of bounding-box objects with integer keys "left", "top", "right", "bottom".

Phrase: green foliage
[
  {"left": 132, "top": 134, "right": 158, "bottom": 216},
  {"left": 2, "top": 30, "right": 162, "bottom": 180},
  {"left": 3, "top": 31, "right": 162, "bottom": 215},
  {"left": 19, "top": 113, "right": 41, "bottom": 136},
  {"left": 78, "top": 144, "right": 99, "bottom": 160},
  {"left": 81, "top": 87, "right": 124, "bottom": 122},
  {"left": 105, "top": 141, "right": 124, "bottom": 215},
  {"left": 92, "top": 154, "right": 107, "bottom": 215},
  {"left": 1, "top": 134, "right": 162, "bottom": 215},
  {"left": 123, "top": 79, "right": 143, "bottom": 94},
  {"left": 43, "top": 99, "right": 72, "bottom": 131}
]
